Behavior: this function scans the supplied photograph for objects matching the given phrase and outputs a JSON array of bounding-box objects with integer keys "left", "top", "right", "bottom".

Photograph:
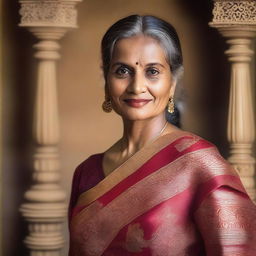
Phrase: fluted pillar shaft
[
  {"left": 210, "top": 0, "right": 256, "bottom": 200},
  {"left": 227, "top": 36, "right": 255, "bottom": 199},
  {"left": 19, "top": 1, "right": 81, "bottom": 255}
]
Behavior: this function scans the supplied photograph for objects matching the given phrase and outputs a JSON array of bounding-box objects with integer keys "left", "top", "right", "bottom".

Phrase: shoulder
[
  {"left": 171, "top": 129, "right": 217, "bottom": 156},
  {"left": 72, "top": 153, "right": 104, "bottom": 185},
  {"left": 73, "top": 153, "right": 104, "bottom": 178},
  {"left": 71, "top": 153, "right": 104, "bottom": 196},
  {"left": 166, "top": 128, "right": 215, "bottom": 150},
  {"left": 172, "top": 130, "right": 239, "bottom": 177},
  {"left": 174, "top": 133, "right": 248, "bottom": 208},
  {"left": 76, "top": 153, "right": 104, "bottom": 169}
]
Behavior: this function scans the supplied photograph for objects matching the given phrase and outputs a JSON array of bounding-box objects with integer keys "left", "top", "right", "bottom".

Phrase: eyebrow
[
  {"left": 145, "top": 63, "right": 165, "bottom": 68},
  {"left": 111, "top": 62, "right": 130, "bottom": 69},
  {"left": 111, "top": 62, "right": 166, "bottom": 69}
]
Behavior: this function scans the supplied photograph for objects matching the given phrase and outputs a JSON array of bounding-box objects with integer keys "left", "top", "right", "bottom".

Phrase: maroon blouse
[{"left": 68, "top": 153, "right": 105, "bottom": 222}]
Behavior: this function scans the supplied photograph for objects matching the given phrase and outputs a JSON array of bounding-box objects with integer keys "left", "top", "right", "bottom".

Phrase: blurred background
[{"left": 2, "top": 0, "right": 255, "bottom": 255}]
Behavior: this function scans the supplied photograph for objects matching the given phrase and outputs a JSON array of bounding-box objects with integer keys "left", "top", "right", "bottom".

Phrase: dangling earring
[
  {"left": 167, "top": 97, "right": 175, "bottom": 114},
  {"left": 102, "top": 96, "right": 112, "bottom": 113}
]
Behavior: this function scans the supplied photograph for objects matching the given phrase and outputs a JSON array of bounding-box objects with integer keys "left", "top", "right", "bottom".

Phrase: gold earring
[
  {"left": 167, "top": 97, "right": 175, "bottom": 114},
  {"left": 102, "top": 97, "right": 112, "bottom": 113}
]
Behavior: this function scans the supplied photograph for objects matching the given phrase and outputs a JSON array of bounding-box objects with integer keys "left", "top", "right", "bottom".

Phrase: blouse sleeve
[
  {"left": 68, "top": 165, "right": 82, "bottom": 226},
  {"left": 194, "top": 186, "right": 256, "bottom": 256}
]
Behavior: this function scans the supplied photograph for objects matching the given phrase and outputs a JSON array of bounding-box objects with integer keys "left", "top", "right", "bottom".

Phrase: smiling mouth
[{"left": 123, "top": 99, "right": 152, "bottom": 108}]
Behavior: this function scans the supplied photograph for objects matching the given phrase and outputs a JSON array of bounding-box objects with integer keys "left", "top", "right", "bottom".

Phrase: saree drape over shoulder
[{"left": 69, "top": 130, "right": 256, "bottom": 256}]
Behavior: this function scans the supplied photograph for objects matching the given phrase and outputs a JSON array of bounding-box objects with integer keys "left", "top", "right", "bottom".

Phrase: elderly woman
[{"left": 68, "top": 15, "right": 256, "bottom": 255}]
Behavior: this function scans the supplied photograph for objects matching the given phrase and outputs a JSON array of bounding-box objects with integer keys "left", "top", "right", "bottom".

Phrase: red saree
[{"left": 69, "top": 130, "right": 256, "bottom": 256}]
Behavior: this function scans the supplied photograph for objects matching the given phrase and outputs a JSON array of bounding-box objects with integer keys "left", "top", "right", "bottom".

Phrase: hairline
[{"left": 108, "top": 33, "right": 181, "bottom": 81}]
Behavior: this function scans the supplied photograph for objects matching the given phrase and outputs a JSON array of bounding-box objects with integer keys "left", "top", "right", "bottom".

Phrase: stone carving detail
[
  {"left": 212, "top": 0, "right": 256, "bottom": 24},
  {"left": 19, "top": 1, "right": 78, "bottom": 27}
]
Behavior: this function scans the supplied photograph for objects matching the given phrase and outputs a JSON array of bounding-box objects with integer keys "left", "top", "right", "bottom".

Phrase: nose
[{"left": 127, "top": 72, "right": 147, "bottom": 94}]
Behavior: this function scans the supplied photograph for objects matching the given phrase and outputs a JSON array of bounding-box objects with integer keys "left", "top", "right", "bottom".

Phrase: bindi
[{"left": 135, "top": 62, "right": 139, "bottom": 65}]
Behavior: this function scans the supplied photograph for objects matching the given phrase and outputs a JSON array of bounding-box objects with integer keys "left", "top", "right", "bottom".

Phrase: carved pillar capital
[
  {"left": 211, "top": 0, "right": 256, "bottom": 25},
  {"left": 19, "top": 0, "right": 81, "bottom": 27},
  {"left": 210, "top": 0, "right": 256, "bottom": 37},
  {"left": 19, "top": 0, "right": 81, "bottom": 39}
]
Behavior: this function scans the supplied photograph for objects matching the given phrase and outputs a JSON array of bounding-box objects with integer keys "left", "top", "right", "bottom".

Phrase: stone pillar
[
  {"left": 19, "top": 0, "right": 81, "bottom": 255},
  {"left": 210, "top": 0, "right": 256, "bottom": 200}
]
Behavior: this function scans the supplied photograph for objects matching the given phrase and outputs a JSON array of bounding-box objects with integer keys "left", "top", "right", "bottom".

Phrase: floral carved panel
[
  {"left": 19, "top": 1, "right": 80, "bottom": 28},
  {"left": 212, "top": 0, "right": 256, "bottom": 24}
]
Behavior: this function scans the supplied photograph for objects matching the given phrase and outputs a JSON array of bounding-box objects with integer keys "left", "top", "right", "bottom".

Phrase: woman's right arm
[
  {"left": 194, "top": 186, "right": 256, "bottom": 256},
  {"left": 68, "top": 166, "right": 82, "bottom": 226}
]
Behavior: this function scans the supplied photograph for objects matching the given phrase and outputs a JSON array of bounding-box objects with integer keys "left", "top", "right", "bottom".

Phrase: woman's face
[{"left": 106, "top": 35, "right": 176, "bottom": 121}]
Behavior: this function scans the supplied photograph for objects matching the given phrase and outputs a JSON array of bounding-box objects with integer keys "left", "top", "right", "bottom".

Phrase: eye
[
  {"left": 115, "top": 67, "right": 131, "bottom": 77},
  {"left": 146, "top": 68, "right": 160, "bottom": 77}
]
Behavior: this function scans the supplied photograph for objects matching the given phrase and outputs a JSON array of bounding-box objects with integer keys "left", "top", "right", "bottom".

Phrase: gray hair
[{"left": 101, "top": 15, "right": 184, "bottom": 82}]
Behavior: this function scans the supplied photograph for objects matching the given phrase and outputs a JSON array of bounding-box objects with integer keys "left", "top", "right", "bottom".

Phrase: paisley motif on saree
[{"left": 69, "top": 131, "right": 256, "bottom": 256}]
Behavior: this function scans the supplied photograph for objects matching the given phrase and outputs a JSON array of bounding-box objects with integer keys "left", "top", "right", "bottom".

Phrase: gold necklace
[
  {"left": 121, "top": 120, "right": 168, "bottom": 160},
  {"left": 158, "top": 121, "right": 168, "bottom": 136}
]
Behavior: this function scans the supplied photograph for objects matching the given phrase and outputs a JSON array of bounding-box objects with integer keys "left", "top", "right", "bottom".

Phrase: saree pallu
[{"left": 69, "top": 130, "right": 256, "bottom": 256}]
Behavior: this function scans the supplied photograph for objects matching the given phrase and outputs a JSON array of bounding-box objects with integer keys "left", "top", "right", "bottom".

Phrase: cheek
[
  {"left": 107, "top": 79, "right": 126, "bottom": 100},
  {"left": 149, "top": 82, "right": 171, "bottom": 102}
]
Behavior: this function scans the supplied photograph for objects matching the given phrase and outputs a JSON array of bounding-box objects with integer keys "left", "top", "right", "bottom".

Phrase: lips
[{"left": 123, "top": 99, "right": 152, "bottom": 108}]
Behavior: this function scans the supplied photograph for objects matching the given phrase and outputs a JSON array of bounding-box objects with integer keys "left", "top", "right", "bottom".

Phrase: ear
[{"left": 169, "top": 80, "right": 177, "bottom": 98}]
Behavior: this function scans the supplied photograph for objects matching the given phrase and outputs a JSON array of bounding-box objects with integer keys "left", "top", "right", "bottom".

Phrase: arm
[
  {"left": 194, "top": 186, "right": 256, "bottom": 256},
  {"left": 68, "top": 166, "right": 82, "bottom": 226}
]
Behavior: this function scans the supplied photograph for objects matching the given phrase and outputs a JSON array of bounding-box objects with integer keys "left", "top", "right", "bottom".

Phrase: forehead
[{"left": 111, "top": 35, "right": 169, "bottom": 65}]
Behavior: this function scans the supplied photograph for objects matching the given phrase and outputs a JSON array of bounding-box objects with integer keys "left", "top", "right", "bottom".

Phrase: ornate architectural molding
[
  {"left": 19, "top": 0, "right": 81, "bottom": 255},
  {"left": 210, "top": 0, "right": 256, "bottom": 200},
  {"left": 212, "top": 0, "right": 256, "bottom": 25},
  {"left": 19, "top": 0, "right": 80, "bottom": 28}
]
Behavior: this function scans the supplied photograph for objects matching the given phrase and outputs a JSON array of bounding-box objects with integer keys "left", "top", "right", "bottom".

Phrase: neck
[{"left": 120, "top": 114, "right": 167, "bottom": 158}]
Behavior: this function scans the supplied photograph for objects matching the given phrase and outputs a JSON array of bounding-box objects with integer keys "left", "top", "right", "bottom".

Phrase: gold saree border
[
  {"left": 76, "top": 129, "right": 191, "bottom": 207},
  {"left": 70, "top": 147, "right": 242, "bottom": 256}
]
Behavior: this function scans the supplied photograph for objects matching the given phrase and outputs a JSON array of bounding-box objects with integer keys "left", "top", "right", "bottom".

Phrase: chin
[
  {"left": 113, "top": 106, "right": 161, "bottom": 121},
  {"left": 118, "top": 112, "right": 157, "bottom": 122}
]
